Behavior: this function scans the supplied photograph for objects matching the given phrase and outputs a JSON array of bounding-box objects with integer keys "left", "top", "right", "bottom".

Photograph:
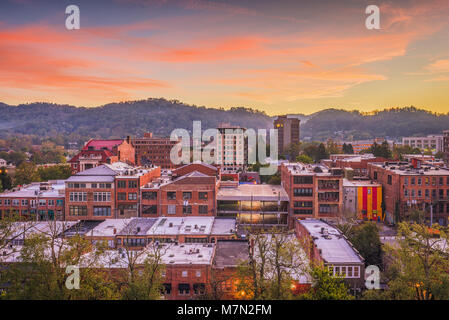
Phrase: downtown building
[
  {"left": 131, "top": 132, "right": 178, "bottom": 169},
  {"left": 273, "top": 115, "right": 300, "bottom": 156},
  {"left": 281, "top": 162, "right": 344, "bottom": 227},
  {"left": 368, "top": 160, "right": 449, "bottom": 226},
  {"left": 69, "top": 138, "right": 135, "bottom": 174}
]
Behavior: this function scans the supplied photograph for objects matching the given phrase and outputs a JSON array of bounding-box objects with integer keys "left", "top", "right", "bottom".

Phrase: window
[
  {"left": 128, "top": 180, "right": 137, "bottom": 188},
  {"left": 418, "top": 190, "right": 422, "bottom": 197},
  {"left": 99, "top": 183, "right": 112, "bottom": 189},
  {"left": 117, "top": 193, "right": 126, "bottom": 201},
  {"left": 199, "top": 192, "right": 208, "bottom": 200},
  {"left": 294, "top": 201, "right": 313, "bottom": 208},
  {"left": 48, "top": 200, "right": 55, "bottom": 206},
  {"left": 425, "top": 177, "right": 429, "bottom": 185},
  {"left": 117, "top": 180, "right": 126, "bottom": 188},
  {"left": 404, "top": 189, "right": 408, "bottom": 197},
  {"left": 373, "top": 171, "right": 378, "bottom": 180},
  {"left": 411, "top": 189, "right": 415, "bottom": 197},
  {"left": 12, "top": 199, "right": 19, "bottom": 206},
  {"left": 440, "top": 177, "right": 444, "bottom": 185},
  {"left": 182, "top": 271, "right": 188, "bottom": 277},
  {"left": 21, "top": 199, "right": 28, "bottom": 206},
  {"left": 167, "top": 205, "right": 176, "bottom": 215},
  {"left": 69, "top": 192, "right": 87, "bottom": 202},
  {"left": 196, "top": 270, "right": 201, "bottom": 277},
  {"left": 404, "top": 177, "right": 408, "bottom": 185},
  {"left": 387, "top": 175, "right": 392, "bottom": 185},
  {"left": 57, "top": 200, "right": 63, "bottom": 206},
  {"left": 142, "top": 191, "right": 157, "bottom": 200},
  {"left": 425, "top": 189, "right": 430, "bottom": 197},
  {"left": 69, "top": 205, "right": 87, "bottom": 216},
  {"left": 178, "top": 284, "right": 190, "bottom": 295},
  {"left": 93, "top": 192, "right": 111, "bottom": 202},
  {"left": 38, "top": 199, "right": 46, "bottom": 206},
  {"left": 432, "top": 189, "right": 436, "bottom": 198},
  {"left": 4, "top": 199, "right": 10, "bottom": 206},
  {"left": 418, "top": 178, "right": 422, "bottom": 186},
  {"left": 128, "top": 193, "right": 137, "bottom": 200},
  {"left": 183, "top": 192, "right": 192, "bottom": 200},
  {"left": 167, "top": 192, "right": 176, "bottom": 200},
  {"left": 93, "top": 206, "right": 111, "bottom": 216},
  {"left": 183, "top": 205, "right": 192, "bottom": 214},
  {"left": 198, "top": 205, "right": 208, "bottom": 214},
  {"left": 193, "top": 283, "right": 205, "bottom": 295},
  {"left": 91, "top": 183, "right": 97, "bottom": 188},
  {"left": 293, "top": 188, "right": 313, "bottom": 197},
  {"left": 411, "top": 177, "right": 415, "bottom": 185},
  {"left": 142, "top": 205, "right": 157, "bottom": 214},
  {"left": 293, "top": 176, "right": 313, "bottom": 184},
  {"left": 163, "top": 284, "right": 172, "bottom": 295}
]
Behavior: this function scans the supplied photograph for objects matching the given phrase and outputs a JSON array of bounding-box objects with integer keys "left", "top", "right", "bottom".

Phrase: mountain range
[{"left": 1, "top": 99, "right": 448, "bottom": 143}]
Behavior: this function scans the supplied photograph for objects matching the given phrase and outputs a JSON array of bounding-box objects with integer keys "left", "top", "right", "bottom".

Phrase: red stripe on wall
[
  {"left": 362, "top": 187, "right": 367, "bottom": 217},
  {"left": 372, "top": 187, "right": 377, "bottom": 211}
]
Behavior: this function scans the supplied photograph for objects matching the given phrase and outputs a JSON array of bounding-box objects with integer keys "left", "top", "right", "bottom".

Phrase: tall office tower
[
  {"left": 274, "top": 115, "right": 300, "bottom": 155},
  {"left": 216, "top": 123, "right": 247, "bottom": 172}
]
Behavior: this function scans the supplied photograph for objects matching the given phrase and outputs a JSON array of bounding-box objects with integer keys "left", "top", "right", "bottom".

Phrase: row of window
[
  {"left": 329, "top": 265, "right": 361, "bottom": 278},
  {"left": 293, "top": 188, "right": 313, "bottom": 197},
  {"left": 117, "top": 193, "right": 137, "bottom": 201},
  {"left": 68, "top": 205, "right": 111, "bottom": 216},
  {"left": 162, "top": 283, "right": 205, "bottom": 295},
  {"left": 67, "top": 183, "right": 112, "bottom": 189},
  {"left": 404, "top": 188, "right": 449, "bottom": 198},
  {"left": 0, "top": 199, "right": 63, "bottom": 206},
  {"left": 117, "top": 180, "right": 138, "bottom": 189},
  {"left": 166, "top": 191, "right": 209, "bottom": 200},
  {"left": 404, "top": 176, "right": 449, "bottom": 186}
]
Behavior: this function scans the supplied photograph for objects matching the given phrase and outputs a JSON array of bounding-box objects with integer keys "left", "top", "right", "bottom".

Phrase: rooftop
[
  {"left": 213, "top": 240, "right": 249, "bottom": 268},
  {"left": 370, "top": 162, "right": 449, "bottom": 176},
  {"left": 343, "top": 179, "right": 381, "bottom": 188},
  {"left": 282, "top": 162, "right": 342, "bottom": 177},
  {"left": 117, "top": 218, "right": 158, "bottom": 236},
  {"left": 88, "top": 219, "right": 132, "bottom": 237},
  {"left": 217, "top": 184, "right": 289, "bottom": 201},
  {"left": 0, "top": 180, "right": 66, "bottom": 198},
  {"left": 299, "top": 219, "right": 364, "bottom": 264}
]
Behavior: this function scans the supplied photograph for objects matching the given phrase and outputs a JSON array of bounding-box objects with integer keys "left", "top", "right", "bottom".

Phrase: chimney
[{"left": 113, "top": 228, "right": 116, "bottom": 235}]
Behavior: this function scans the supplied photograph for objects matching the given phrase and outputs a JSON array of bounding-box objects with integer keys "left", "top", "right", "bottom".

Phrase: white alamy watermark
[
  {"left": 65, "top": 265, "right": 80, "bottom": 290},
  {"left": 365, "top": 5, "right": 380, "bottom": 30},
  {"left": 65, "top": 5, "right": 80, "bottom": 30},
  {"left": 169, "top": 121, "right": 278, "bottom": 175},
  {"left": 365, "top": 265, "right": 381, "bottom": 290}
]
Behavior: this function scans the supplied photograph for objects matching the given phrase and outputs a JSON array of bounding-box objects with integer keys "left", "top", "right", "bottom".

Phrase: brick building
[
  {"left": 342, "top": 179, "right": 383, "bottom": 221},
  {"left": 281, "top": 162, "right": 344, "bottom": 226},
  {"left": 0, "top": 180, "right": 65, "bottom": 220},
  {"left": 141, "top": 171, "right": 218, "bottom": 217},
  {"left": 131, "top": 132, "right": 178, "bottom": 169},
  {"left": 323, "top": 154, "right": 387, "bottom": 177},
  {"left": 368, "top": 161, "right": 449, "bottom": 226},
  {"left": 64, "top": 162, "right": 160, "bottom": 221},
  {"left": 295, "top": 219, "right": 365, "bottom": 290},
  {"left": 273, "top": 115, "right": 300, "bottom": 155},
  {"left": 69, "top": 138, "right": 135, "bottom": 174}
]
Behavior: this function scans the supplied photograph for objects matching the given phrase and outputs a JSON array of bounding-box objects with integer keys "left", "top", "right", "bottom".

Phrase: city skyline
[{"left": 1, "top": 0, "right": 449, "bottom": 116}]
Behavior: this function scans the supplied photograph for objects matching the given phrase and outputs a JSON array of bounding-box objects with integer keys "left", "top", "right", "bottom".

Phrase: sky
[{"left": 0, "top": 0, "right": 449, "bottom": 116}]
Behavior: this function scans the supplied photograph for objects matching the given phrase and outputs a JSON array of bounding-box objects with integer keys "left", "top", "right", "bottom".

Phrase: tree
[
  {"left": 235, "top": 229, "right": 306, "bottom": 300},
  {"left": 315, "top": 143, "right": 329, "bottom": 162},
  {"left": 297, "top": 266, "right": 353, "bottom": 300},
  {"left": 37, "top": 165, "right": 71, "bottom": 181},
  {"left": 342, "top": 143, "right": 354, "bottom": 154},
  {"left": 295, "top": 154, "right": 313, "bottom": 164},
  {"left": 282, "top": 143, "right": 301, "bottom": 161},
  {"left": 341, "top": 222, "right": 383, "bottom": 267},
  {"left": 377, "top": 222, "right": 449, "bottom": 300},
  {"left": 14, "top": 162, "right": 40, "bottom": 186},
  {"left": 0, "top": 167, "right": 12, "bottom": 191}
]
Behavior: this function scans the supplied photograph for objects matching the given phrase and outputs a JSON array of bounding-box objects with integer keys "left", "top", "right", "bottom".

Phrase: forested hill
[
  {"left": 301, "top": 107, "right": 449, "bottom": 141},
  {"left": 0, "top": 100, "right": 447, "bottom": 142},
  {"left": 0, "top": 99, "right": 272, "bottom": 140}
]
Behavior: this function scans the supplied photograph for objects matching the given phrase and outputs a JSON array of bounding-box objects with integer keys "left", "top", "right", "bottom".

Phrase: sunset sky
[{"left": 1, "top": 0, "right": 449, "bottom": 115}]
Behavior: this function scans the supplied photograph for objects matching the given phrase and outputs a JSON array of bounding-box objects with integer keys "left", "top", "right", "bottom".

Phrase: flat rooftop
[
  {"left": 117, "top": 218, "right": 158, "bottom": 236},
  {"left": 299, "top": 219, "right": 364, "bottom": 264},
  {"left": 282, "top": 162, "right": 341, "bottom": 177},
  {"left": 146, "top": 217, "right": 236, "bottom": 236},
  {"left": 217, "top": 184, "right": 289, "bottom": 201},
  {"left": 370, "top": 162, "right": 449, "bottom": 176},
  {"left": 0, "top": 180, "right": 66, "bottom": 198},
  {"left": 343, "top": 179, "right": 381, "bottom": 188},
  {"left": 88, "top": 219, "right": 132, "bottom": 237},
  {"left": 213, "top": 240, "right": 249, "bottom": 268}
]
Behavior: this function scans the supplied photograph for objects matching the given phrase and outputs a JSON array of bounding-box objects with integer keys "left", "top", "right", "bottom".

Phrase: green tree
[
  {"left": 0, "top": 167, "right": 12, "bottom": 190},
  {"left": 315, "top": 143, "right": 329, "bottom": 162},
  {"left": 298, "top": 266, "right": 353, "bottom": 300},
  {"left": 342, "top": 222, "right": 383, "bottom": 267},
  {"left": 14, "top": 162, "right": 40, "bottom": 186},
  {"left": 295, "top": 154, "right": 313, "bottom": 164}
]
